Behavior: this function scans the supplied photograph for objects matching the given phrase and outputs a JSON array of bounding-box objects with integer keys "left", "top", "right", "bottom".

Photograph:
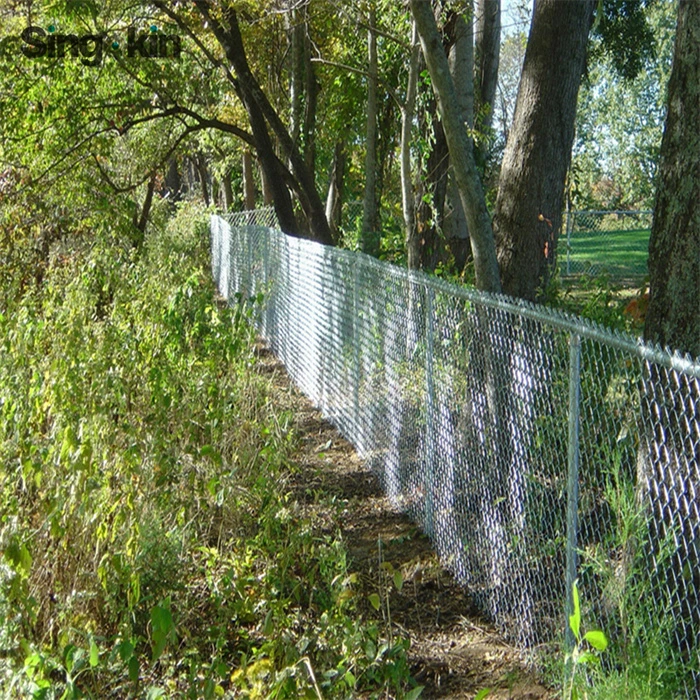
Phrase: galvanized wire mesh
[
  {"left": 562, "top": 210, "right": 653, "bottom": 278},
  {"left": 211, "top": 213, "right": 700, "bottom": 692}
]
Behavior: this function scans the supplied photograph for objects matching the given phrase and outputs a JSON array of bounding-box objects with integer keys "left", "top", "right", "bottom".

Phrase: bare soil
[{"left": 253, "top": 344, "right": 556, "bottom": 700}]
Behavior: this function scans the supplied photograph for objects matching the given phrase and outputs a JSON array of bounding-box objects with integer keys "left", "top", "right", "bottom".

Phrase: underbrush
[{"left": 0, "top": 204, "right": 417, "bottom": 699}]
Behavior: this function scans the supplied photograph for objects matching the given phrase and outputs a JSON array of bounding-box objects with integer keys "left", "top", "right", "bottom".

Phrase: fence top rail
[
  {"left": 569, "top": 210, "right": 653, "bottom": 216},
  {"left": 212, "top": 214, "right": 700, "bottom": 378}
]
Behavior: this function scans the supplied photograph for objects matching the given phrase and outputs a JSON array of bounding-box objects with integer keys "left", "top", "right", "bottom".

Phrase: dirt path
[{"left": 254, "top": 345, "right": 555, "bottom": 699}]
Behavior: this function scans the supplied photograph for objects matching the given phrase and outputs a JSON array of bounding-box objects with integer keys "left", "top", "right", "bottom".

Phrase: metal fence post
[
  {"left": 565, "top": 333, "right": 582, "bottom": 651},
  {"left": 246, "top": 227, "right": 253, "bottom": 301},
  {"left": 425, "top": 284, "right": 435, "bottom": 538},
  {"left": 566, "top": 211, "right": 573, "bottom": 276}
]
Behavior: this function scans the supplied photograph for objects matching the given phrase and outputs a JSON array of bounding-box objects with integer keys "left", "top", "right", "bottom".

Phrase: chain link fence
[
  {"left": 562, "top": 210, "right": 653, "bottom": 279},
  {"left": 213, "top": 211, "right": 699, "bottom": 693}
]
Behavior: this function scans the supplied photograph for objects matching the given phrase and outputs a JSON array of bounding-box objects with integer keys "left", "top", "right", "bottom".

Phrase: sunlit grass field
[{"left": 561, "top": 227, "right": 651, "bottom": 279}]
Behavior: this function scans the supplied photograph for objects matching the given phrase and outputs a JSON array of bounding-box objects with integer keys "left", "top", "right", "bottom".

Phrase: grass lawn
[{"left": 561, "top": 227, "right": 650, "bottom": 278}]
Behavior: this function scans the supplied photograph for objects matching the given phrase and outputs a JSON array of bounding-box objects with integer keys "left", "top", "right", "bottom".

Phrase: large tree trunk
[
  {"left": 474, "top": 0, "right": 500, "bottom": 164},
  {"left": 194, "top": 2, "right": 332, "bottom": 244},
  {"left": 637, "top": 5, "right": 700, "bottom": 667},
  {"left": 493, "top": 0, "right": 594, "bottom": 301},
  {"left": 288, "top": 1, "right": 319, "bottom": 180},
  {"left": 411, "top": 0, "right": 501, "bottom": 293},
  {"left": 241, "top": 89, "right": 298, "bottom": 234},
  {"left": 414, "top": 97, "right": 449, "bottom": 271},
  {"left": 362, "top": 4, "right": 380, "bottom": 255},
  {"left": 444, "top": 8, "right": 474, "bottom": 272},
  {"left": 645, "top": 0, "right": 700, "bottom": 358}
]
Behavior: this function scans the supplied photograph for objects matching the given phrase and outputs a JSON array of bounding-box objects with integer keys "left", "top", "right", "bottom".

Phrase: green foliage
[
  {"left": 573, "top": 0, "right": 677, "bottom": 210},
  {"left": 592, "top": 0, "right": 658, "bottom": 81},
  {"left": 0, "top": 203, "right": 416, "bottom": 698},
  {"left": 570, "top": 454, "right": 694, "bottom": 700},
  {"left": 564, "top": 580, "right": 609, "bottom": 700}
]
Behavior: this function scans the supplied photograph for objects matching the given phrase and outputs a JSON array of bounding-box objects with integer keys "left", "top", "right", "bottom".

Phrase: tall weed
[{"left": 0, "top": 203, "right": 416, "bottom": 698}]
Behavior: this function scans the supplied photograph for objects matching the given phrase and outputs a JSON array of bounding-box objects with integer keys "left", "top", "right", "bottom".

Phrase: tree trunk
[
  {"left": 493, "top": 0, "right": 594, "bottom": 301},
  {"left": 645, "top": 0, "right": 700, "bottom": 358},
  {"left": 164, "top": 157, "right": 181, "bottom": 202},
  {"left": 288, "top": 4, "right": 305, "bottom": 148},
  {"left": 325, "top": 140, "right": 346, "bottom": 241},
  {"left": 222, "top": 169, "right": 234, "bottom": 211},
  {"left": 194, "top": 2, "right": 331, "bottom": 244},
  {"left": 474, "top": 0, "right": 500, "bottom": 138},
  {"left": 242, "top": 90, "right": 297, "bottom": 234},
  {"left": 288, "top": 1, "right": 318, "bottom": 180},
  {"left": 261, "top": 160, "right": 274, "bottom": 206},
  {"left": 362, "top": 4, "right": 380, "bottom": 255},
  {"left": 195, "top": 153, "right": 210, "bottom": 206},
  {"left": 242, "top": 148, "right": 256, "bottom": 210},
  {"left": 411, "top": 0, "right": 501, "bottom": 293},
  {"left": 444, "top": 8, "right": 474, "bottom": 272},
  {"left": 303, "top": 18, "right": 319, "bottom": 180},
  {"left": 403, "top": 21, "right": 421, "bottom": 270},
  {"left": 638, "top": 5, "right": 700, "bottom": 666},
  {"left": 414, "top": 97, "right": 449, "bottom": 271}
]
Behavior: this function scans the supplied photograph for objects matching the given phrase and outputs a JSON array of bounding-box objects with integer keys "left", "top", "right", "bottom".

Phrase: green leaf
[
  {"left": 89, "top": 639, "right": 99, "bottom": 668},
  {"left": 393, "top": 570, "right": 404, "bottom": 592},
  {"left": 584, "top": 629, "right": 608, "bottom": 652},
  {"left": 128, "top": 655, "right": 139, "bottom": 682},
  {"left": 569, "top": 579, "right": 581, "bottom": 642},
  {"left": 117, "top": 640, "right": 134, "bottom": 663},
  {"left": 5, "top": 541, "right": 32, "bottom": 576},
  {"left": 368, "top": 593, "right": 381, "bottom": 611},
  {"left": 405, "top": 687, "right": 425, "bottom": 700},
  {"left": 474, "top": 690, "right": 492, "bottom": 700},
  {"left": 344, "top": 670, "right": 356, "bottom": 688},
  {"left": 151, "top": 602, "right": 174, "bottom": 633},
  {"left": 577, "top": 651, "right": 600, "bottom": 665}
]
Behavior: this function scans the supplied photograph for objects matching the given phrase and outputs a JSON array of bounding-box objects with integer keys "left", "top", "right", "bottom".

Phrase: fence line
[
  {"left": 211, "top": 211, "right": 699, "bottom": 693},
  {"left": 562, "top": 209, "right": 653, "bottom": 278}
]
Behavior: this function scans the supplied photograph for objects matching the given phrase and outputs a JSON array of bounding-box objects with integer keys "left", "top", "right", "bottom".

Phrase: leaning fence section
[{"left": 212, "top": 213, "right": 700, "bottom": 693}]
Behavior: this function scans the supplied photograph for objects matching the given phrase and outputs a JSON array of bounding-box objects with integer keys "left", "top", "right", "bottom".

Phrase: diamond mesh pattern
[
  {"left": 562, "top": 210, "right": 653, "bottom": 278},
  {"left": 212, "top": 213, "right": 700, "bottom": 690}
]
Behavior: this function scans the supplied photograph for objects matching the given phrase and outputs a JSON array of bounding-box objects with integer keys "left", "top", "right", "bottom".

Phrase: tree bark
[
  {"left": 164, "top": 157, "right": 181, "bottom": 202},
  {"left": 444, "top": 8, "right": 474, "bottom": 272},
  {"left": 403, "top": 21, "right": 421, "bottom": 270},
  {"left": 242, "top": 148, "right": 256, "bottom": 210},
  {"left": 362, "top": 4, "right": 380, "bottom": 255},
  {"left": 493, "top": 0, "right": 594, "bottom": 301},
  {"left": 645, "top": 0, "right": 700, "bottom": 358},
  {"left": 288, "top": 4, "right": 305, "bottom": 148},
  {"left": 474, "top": 0, "right": 500, "bottom": 134},
  {"left": 303, "top": 19, "right": 320, "bottom": 179},
  {"left": 411, "top": 0, "right": 501, "bottom": 293},
  {"left": 194, "top": 153, "right": 210, "bottom": 206},
  {"left": 260, "top": 160, "right": 274, "bottom": 206},
  {"left": 222, "top": 169, "right": 234, "bottom": 212},
  {"left": 325, "top": 140, "right": 346, "bottom": 242},
  {"left": 193, "top": 2, "right": 332, "bottom": 244},
  {"left": 414, "top": 97, "right": 449, "bottom": 271}
]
